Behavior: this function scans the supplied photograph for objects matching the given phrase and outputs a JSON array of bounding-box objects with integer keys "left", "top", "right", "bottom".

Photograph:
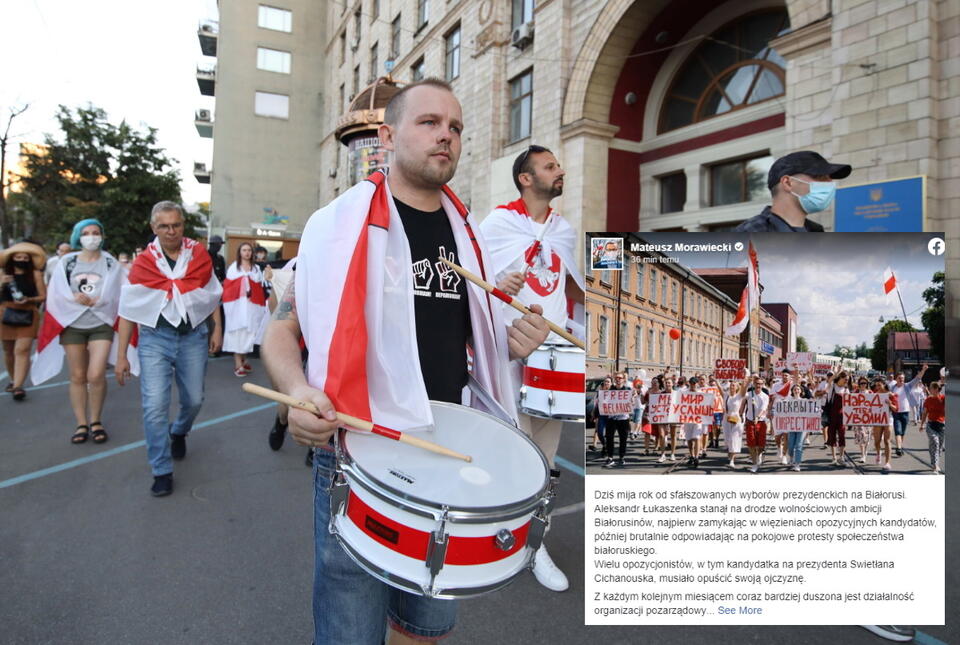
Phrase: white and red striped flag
[
  {"left": 120, "top": 237, "right": 222, "bottom": 329},
  {"left": 725, "top": 286, "right": 750, "bottom": 336},
  {"left": 296, "top": 170, "right": 517, "bottom": 433},
  {"left": 32, "top": 252, "right": 139, "bottom": 384},
  {"left": 883, "top": 266, "right": 897, "bottom": 296},
  {"left": 746, "top": 240, "right": 760, "bottom": 311}
]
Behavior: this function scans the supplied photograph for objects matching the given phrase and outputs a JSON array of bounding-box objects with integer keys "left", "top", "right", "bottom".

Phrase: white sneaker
[
  {"left": 780, "top": 455, "right": 789, "bottom": 466},
  {"left": 792, "top": 464, "right": 801, "bottom": 472},
  {"left": 883, "top": 462, "right": 891, "bottom": 471},
  {"left": 750, "top": 464, "right": 759, "bottom": 473},
  {"left": 670, "top": 454, "right": 677, "bottom": 461},
  {"left": 657, "top": 454, "right": 666, "bottom": 463},
  {"left": 532, "top": 545, "right": 569, "bottom": 592}
]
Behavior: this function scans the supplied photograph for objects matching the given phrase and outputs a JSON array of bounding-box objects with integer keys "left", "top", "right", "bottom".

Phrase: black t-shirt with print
[{"left": 394, "top": 197, "right": 471, "bottom": 404}]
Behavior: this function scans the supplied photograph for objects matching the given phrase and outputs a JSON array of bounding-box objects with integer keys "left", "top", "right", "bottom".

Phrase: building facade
[{"left": 886, "top": 330, "right": 935, "bottom": 372}]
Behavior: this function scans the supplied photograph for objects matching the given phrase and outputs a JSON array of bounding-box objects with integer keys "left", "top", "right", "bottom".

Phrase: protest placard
[
  {"left": 772, "top": 398, "right": 822, "bottom": 433},
  {"left": 786, "top": 352, "right": 814, "bottom": 372},
  {"left": 814, "top": 363, "right": 832, "bottom": 377},
  {"left": 647, "top": 393, "right": 674, "bottom": 423},
  {"left": 598, "top": 389, "right": 633, "bottom": 416},
  {"left": 673, "top": 391, "right": 716, "bottom": 424},
  {"left": 842, "top": 392, "right": 890, "bottom": 426},
  {"left": 714, "top": 358, "right": 746, "bottom": 381}
]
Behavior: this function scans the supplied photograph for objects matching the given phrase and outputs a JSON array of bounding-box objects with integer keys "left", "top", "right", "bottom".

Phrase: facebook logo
[{"left": 927, "top": 237, "right": 945, "bottom": 256}]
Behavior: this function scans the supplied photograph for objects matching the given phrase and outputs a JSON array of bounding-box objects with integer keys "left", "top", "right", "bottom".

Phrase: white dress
[
  {"left": 722, "top": 394, "right": 745, "bottom": 453},
  {"left": 222, "top": 263, "right": 270, "bottom": 354}
]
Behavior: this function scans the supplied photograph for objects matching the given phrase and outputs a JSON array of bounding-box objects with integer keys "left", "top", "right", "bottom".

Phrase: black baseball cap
[{"left": 767, "top": 151, "right": 852, "bottom": 189}]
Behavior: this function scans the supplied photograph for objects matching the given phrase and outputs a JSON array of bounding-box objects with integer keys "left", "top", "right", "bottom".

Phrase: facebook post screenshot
[{"left": 585, "top": 233, "right": 946, "bottom": 629}]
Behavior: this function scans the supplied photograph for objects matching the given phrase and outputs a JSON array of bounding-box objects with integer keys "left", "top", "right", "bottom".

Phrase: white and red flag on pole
[
  {"left": 746, "top": 241, "right": 760, "bottom": 312},
  {"left": 120, "top": 237, "right": 222, "bottom": 329},
  {"left": 295, "top": 170, "right": 517, "bottom": 433},
  {"left": 31, "top": 252, "right": 139, "bottom": 384},
  {"left": 883, "top": 266, "right": 897, "bottom": 296},
  {"left": 725, "top": 286, "right": 750, "bottom": 336}
]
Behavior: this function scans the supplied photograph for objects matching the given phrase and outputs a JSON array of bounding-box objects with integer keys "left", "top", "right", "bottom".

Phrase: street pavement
[{"left": 1, "top": 361, "right": 955, "bottom": 644}]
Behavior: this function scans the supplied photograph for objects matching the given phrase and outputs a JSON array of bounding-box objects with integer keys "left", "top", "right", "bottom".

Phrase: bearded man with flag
[
  {"left": 114, "top": 201, "right": 223, "bottom": 498},
  {"left": 262, "top": 79, "right": 549, "bottom": 645},
  {"left": 477, "top": 144, "right": 584, "bottom": 593}
]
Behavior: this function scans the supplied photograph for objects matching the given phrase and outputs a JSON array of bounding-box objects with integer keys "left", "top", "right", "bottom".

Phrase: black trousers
[{"left": 605, "top": 419, "right": 631, "bottom": 459}]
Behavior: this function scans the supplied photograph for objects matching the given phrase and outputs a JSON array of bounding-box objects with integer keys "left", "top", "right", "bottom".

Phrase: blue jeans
[
  {"left": 893, "top": 412, "right": 909, "bottom": 437},
  {"left": 313, "top": 450, "right": 457, "bottom": 644},
  {"left": 137, "top": 324, "right": 209, "bottom": 476},
  {"left": 787, "top": 432, "right": 805, "bottom": 464}
]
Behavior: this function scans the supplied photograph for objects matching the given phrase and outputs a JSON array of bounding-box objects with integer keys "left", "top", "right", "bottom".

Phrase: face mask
[
  {"left": 80, "top": 235, "right": 102, "bottom": 251},
  {"left": 789, "top": 177, "right": 836, "bottom": 214},
  {"left": 13, "top": 260, "right": 31, "bottom": 269}
]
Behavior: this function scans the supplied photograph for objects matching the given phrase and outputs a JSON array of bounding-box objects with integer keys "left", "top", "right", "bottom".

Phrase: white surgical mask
[{"left": 80, "top": 235, "right": 102, "bottom": 251}]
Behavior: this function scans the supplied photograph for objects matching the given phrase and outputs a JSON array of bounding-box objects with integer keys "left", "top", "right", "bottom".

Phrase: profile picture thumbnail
[{"left": 591, "top": 237, "right": 623, "bottom": 270}]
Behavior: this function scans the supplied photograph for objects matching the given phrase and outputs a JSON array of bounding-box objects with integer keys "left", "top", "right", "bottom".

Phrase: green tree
[
  {"left": 921, "top": 271, "right": 944, "bottom": 363},
  {"left": 17, "top": 105, "right": 199, "bottom": 254},
  {"left": 796, "top": 336, "right": 809, "bottom": 352},
  {"left": 872, "top": 319, "right": 916, "bottom": 371},
  {"left": 855, "top": 341, "right": 871, "bottom": 359}
]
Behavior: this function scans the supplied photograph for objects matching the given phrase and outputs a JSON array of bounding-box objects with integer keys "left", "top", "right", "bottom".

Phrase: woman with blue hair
[{"left": 33, "top": 218, "right": 131, "bottom": 444}]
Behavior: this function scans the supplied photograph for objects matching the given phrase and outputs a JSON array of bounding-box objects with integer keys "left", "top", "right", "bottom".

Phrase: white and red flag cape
[
  {"left": 296, "top": 171, "right": 517, "bottom": 433},
  {"left": 31, "top": 251, "right": 140, "bottom": 385},
  {"left": 479, "top": 198, "right": 585, "bottom": 337},
  {"left": 222, "top": 262, "right": 269, "bottom": 344},
  {"left": 119, "top": 237, "right": 222, "bottom": 329}
]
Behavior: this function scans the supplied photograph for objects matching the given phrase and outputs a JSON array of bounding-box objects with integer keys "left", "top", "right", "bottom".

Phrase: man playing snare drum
[
  {"left": 262, "top": 78, "right": 549, "bottom": 645},
  {"left": 479, "top": 145, "right": 585, "bottom": 592}
]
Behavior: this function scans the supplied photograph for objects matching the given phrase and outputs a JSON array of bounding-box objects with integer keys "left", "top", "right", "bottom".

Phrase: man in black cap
[
  {"left": 734, "top": 150, "right": 852, "bottom": 232},
  {"left": 207, "top": 235, "right": 227, "bottom": 282}
]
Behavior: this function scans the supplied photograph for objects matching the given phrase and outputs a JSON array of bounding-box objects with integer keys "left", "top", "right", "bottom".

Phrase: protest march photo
[{"left": 585, "top": 233, "right": 947, "bottom": 476}]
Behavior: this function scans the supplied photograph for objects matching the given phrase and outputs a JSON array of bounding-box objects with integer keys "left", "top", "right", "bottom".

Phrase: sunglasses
[{"left": 516, "top": 145, "right": 536, "bottom": 174}]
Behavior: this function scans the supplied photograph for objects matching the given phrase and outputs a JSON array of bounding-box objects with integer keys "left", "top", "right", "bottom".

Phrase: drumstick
[
  {"left": 437, "top": 257, "right": 586, "bottom": 350},
  {"left": 241, "top": 383, "right": 472, "bottom": 462}
]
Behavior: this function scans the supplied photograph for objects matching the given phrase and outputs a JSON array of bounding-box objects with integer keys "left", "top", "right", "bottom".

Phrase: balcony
[
  {"left": 198, "top": 20, "right": 218, "bottom": 57},
  {"left": 196, "top": 65, "right": 216, "bottom": 96},
  {"left": 193, "top": 162, "right": 211, "bottom": 184},
  {"left": 195, "top": 109, "right": 213, "bottom": 138}
]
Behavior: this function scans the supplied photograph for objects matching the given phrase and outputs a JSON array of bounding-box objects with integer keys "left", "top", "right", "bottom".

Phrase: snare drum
[
  {"left": 329, "top": 402, "right": 554, "bottom": 599},
  {"left": 518, "top": 341, "right": 585, "bottom": 421}
]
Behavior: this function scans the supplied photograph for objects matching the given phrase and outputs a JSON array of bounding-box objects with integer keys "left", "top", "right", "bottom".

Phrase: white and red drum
[
  {"left": 329, "top": 402, "right": 554, "bottom": 598},
  {"left": 518, "top": 340, "right": 585, "bottom": 421}
]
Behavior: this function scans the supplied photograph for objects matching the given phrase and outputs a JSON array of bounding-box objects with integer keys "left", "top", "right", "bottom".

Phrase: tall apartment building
[{"left": 197, "top": 2, "right": 325, "bottom": 259}]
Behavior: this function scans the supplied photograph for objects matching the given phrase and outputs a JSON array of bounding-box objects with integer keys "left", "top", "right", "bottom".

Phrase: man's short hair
[
  {"left": 512, "top": 145, "right": 552, "bottom": 192},
  {"left": 151, "top": 201, "right": 183, "bottom": 225},
  {"left": 383, "top": 78, "right": 455, "bottom": 126}
]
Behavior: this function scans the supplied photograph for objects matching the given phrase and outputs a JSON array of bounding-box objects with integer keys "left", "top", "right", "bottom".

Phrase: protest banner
[
  {"left": 786, "top": 352, "right": 814, "bottom": 372},
  {"left": 814, "top": 363, "right": 832, "bottom": 377},
  {"left": 702, "top": 386, "right": 724, "bottom": 415},
  {"left": 673, "top": 391, "right": 716, "bottom": 424},
  {"left": 842, "top": 393, "right": 890, "bottom": 426},
  {"left": 647, "top": 393, "right": 675, "bottom": 424},
  {"left": 773, "top": 359, "right": 786, "bottom": 375},
  {"left": 772, "top": 398, "right": 822, "bottom": 433},
  {"left": 714, "top": 359, "right": 746, "bottom": 381},
  {"left": 598, "top": 389, "right": 633, "bottom": 416}
]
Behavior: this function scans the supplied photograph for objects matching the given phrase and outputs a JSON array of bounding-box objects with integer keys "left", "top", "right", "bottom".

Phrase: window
[
  {"left": 599, "top": 316, "right": 608, "bottom": 357},
  {"left": 659, "top": 332, "right": 666, "bottom": 365},
  {"left": 621, "top": 262, "right": 630, "bottom": 291},
  {"left": 660, "top": 172, "right": 686, "bottom": 214},
  {"left": 339, "top": 83, "right": 345, "bottom": 112},
  {"left": 634, "top": 325, "right": 642, "bottom": 361},
  {"left": 658, "top": 9, "right": 789, "bottom": 133},
  {"left": 697, "top": 295, "right": 702, "bottom": 320},
  {"left": 254, "top": 91, "right": 289, "bottom": 119},
  {"left": 619, "top": 321, "right": 627, "bottom": 357},
  {"left": 601, "top": 269, "right": 610, "bottom": 284},
  {"left": 648, "top": 329, "right": 654, "bottom": 361},
  {"left": 512, "top": 0, "right": 533, "bottom": 30},
  {"left": 412, "top": 57, "right": 425, "bottom": 81},
  {"left": 649, "top": 269, "right": 657, "bottom": 304},
  {"left": 391, "top": 14, "right": 401, "bottom": 59},
  {"left": 353, "top": 65, "right": 360, "bottom": 97},
  {"left": 258, "top": 5, "right": 292, "bottom": 32},
  {"left": 710, "top": 154, "right": 774, "bottom": 207},
  {"left": 509, "top": 70, "right": 533, "bottom": 142},
  {"left": 661, "top": 276, "right": 667, "bottom": 306},
  {"left": 339, "top": 31, "right": 346, "bottom": 65},
  {"left": 256, "top": 47, "right": 291, "bottom": 74},
  {"left": 445, "top": 25, "right": 461, "bottom": 81},
  {"left": 372, "top": 0, "right": 380, "bottom": 20},
  {"left": 417, "top": 0, "right": 429, "bottom": 29},
  {"left": 671, "top": 282, "right": 677, "bottom": 311},
  {"left": 354, "top": 8, "right": 362, "bottom": 41},
  {"left": 369, "top": 43, "right": 379, "bottom": 82}
]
